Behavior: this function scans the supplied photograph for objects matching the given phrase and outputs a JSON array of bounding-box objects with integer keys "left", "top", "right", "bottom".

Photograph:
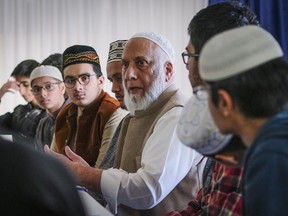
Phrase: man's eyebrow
[{"left": 64, "top": 75, "right": 79, "bottom": 79}]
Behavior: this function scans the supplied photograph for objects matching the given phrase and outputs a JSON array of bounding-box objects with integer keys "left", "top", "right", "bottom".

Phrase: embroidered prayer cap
[
  {"left": 30, "top": 65, "right": 63, "bottom": 84},
  {"left": 177, "top": 91, "right": 233, "bottom": 155},
  {"left": 107, "top": 40, "right": 127, "bottom": 63},
  {"left": 130, "top": 32, "right": 175, "bottom": 62},
  {"left": 62, "top": 45, "right": 102, "bottom": 76},
  {"left": 199, "top": 25, "right": 283, "bottom": 81}
]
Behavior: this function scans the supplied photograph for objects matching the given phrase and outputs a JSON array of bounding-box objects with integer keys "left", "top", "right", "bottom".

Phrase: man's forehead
[
  {"left": 16, "top": 76, "right": 30, "bottom": 82},
  {"left": 63, "top": 63, "right": 94, "bottom": 75},
  {"left": 31, "top": 77, "right": 56, "bottom": 85}
]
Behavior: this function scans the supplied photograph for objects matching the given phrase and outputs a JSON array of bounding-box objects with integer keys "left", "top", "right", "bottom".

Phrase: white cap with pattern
[{"left": 177, "top": 91, "right": 232, "bottom": 155}]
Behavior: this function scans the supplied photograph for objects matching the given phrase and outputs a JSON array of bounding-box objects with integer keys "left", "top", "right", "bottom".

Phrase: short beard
[{"left": 124, "top": 73, "right": 166, "bottom": 116}]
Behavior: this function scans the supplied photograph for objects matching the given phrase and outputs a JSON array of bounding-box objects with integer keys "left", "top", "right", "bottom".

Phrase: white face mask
[{"left": 177, "top": 89, "right": 232, "bottom": 155}]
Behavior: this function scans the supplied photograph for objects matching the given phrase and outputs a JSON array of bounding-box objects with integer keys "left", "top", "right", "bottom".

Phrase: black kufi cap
[{"left": 63, "top": 45, "right": 102, "bottom": 76}]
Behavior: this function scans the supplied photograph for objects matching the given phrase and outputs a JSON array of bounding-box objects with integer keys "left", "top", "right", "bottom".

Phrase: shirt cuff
[{"left": 101, "top": 168, "right": 126, "bottom": 214}]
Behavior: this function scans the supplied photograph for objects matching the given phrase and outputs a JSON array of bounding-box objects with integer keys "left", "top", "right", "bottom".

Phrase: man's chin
[
  {"left": 73, "top": 99, "right": 87, "bottom": 107},
  {"left": 24, "top": 97, "right": 33, "bottom": 103},
  {"left": 128, "top": 94, "right": 142, "bottom": 103}
]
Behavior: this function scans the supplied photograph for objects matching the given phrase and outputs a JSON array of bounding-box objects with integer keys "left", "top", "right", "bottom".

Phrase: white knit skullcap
[
  {"left": 199, "top": 25, "right": 283, "bottom": 81},
  {"left": 130, "top": 32, "right": 175, "bottom": 62},
  {"left": 177, "top": 91, "right": 232, "bottom": 155},
  {"left": 30, "top": 65, "right": 63, "bottom": 83}
]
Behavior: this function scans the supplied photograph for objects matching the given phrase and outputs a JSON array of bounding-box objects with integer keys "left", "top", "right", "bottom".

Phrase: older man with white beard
[{"left": 45, "top": 32, "right": 206, "bottom": 216}]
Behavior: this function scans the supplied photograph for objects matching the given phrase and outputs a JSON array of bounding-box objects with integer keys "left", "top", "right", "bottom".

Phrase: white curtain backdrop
[{"left": 0, "top": 0, "right": 208, "bottom": 115}]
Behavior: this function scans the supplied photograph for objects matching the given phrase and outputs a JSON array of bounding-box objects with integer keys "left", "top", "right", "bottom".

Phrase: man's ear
[
  {"left": 217, "top": 90, "right": 233, "bottom": 117},
  {"left": 98, "top": 75, "right": 105, "bottom": 85},
  {"left": 60, "top": 83, "right": 66, "bottom": 94},
  {"left": 165, "top": 62, "right": 173, "bottom": 82}
]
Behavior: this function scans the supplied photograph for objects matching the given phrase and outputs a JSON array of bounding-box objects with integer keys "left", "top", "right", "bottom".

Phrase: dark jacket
[
  {"left": 0, "top": 136, "right": 86, "bottom": 216},
  {"left": 244, "top": 109, "right": 288, "bottom": 216},
  {"left": 54, "top": 90, "right": 120, "bottom": 166},
  {"left": 35, "top": 99, "right": 69, "bottom": 150},
  {"left": 0, "top": 103, "right": 46, "bottom": 148}
]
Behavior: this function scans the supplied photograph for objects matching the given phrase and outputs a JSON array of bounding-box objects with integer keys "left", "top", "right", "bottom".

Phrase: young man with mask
[{"left": 167, "top": 2, "right": 258, "bottom": 215}]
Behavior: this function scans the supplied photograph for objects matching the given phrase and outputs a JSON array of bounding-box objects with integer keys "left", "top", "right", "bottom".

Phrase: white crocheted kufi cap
[
  {"left": 130, "top": 32, "right": 175, "bottom": 62},
  {"left": 199, "top": 25, "right": 283, "bottom": 81},
  {"left": 177, "top": 91, "right": 233, "bottom": 155},
  {"left": 30, "top": 65, "right": 63, "bottom": 82}
]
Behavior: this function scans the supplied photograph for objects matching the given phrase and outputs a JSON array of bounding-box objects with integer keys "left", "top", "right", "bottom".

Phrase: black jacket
[
  {"left": 0, "top": 103, "right": 47, "bottom": 147},
  {"left": 0, "top": 136, "right": 86, "bottom": 216}
]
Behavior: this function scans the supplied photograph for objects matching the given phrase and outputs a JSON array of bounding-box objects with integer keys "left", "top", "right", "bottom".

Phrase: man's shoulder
[
  {"left": 13, "top": 103, "right": 31, "bottom": 114},
  {"left": 157, "top": 88, "right": 188, "bottom": 114},
  {"left": 57, "top": 102, "right": 76, "bottom": 117},
  {"left": 159, "top": 84, "right": 189, "bottom": 108},
  {"left": 12, "top": 103, "right": 47, "bottom": 123},
  {"left": 169, "top": 89, "right": 189, "bottom": 107},
  {"left": 38, "top": 114, "right": 53, "bottom": 127},
  {"left": 102, "top": 92, "right": 120, "bottom": 106},
  {"left": 248, "top": 110, "right": 288, "bottom": 157},
  {"left": 98, "top": 92, "right": 121, "bottom": 113}
]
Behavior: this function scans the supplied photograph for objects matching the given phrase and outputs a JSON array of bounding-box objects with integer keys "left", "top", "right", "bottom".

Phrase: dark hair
[
  {"left": 208, "top": 58, "right": 288, "bottom": 118},
  {"left": 40, "top": 53, "right": 63, "bottom": 72},
  {"left": 92, "top": 64, "right": 102, "bottom": 78},
  {"left": 11, "top": 59, "right": 40, "bottom": 78},
  {"left": 188, "top": 1, "right": 259, "bottom": 55}
]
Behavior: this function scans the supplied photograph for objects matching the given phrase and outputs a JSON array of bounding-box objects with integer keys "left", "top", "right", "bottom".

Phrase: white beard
[{"left": 124, "top": 72, "right": 166, "bottom": 116}]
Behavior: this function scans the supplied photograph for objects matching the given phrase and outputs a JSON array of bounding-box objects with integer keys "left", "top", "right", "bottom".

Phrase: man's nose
[
  {"left": 40, "top": 88, "right": 47, "bottom": 97},
  {"left": 124, "top": 65, "right": 137, "bottom": 80},
  {"left": 19, "top": 86, "right": 26, "bottom": 95},
  {"left": 74, "top": 80, "right": 83, "bottom": 90},
  {"left": 111, "top": 82, "right": 121, "bottom": 93}
]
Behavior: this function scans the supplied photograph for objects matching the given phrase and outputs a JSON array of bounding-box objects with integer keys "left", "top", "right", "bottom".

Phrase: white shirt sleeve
[{"left": 101, "top": 107, "right": 204, "bottom": 213}]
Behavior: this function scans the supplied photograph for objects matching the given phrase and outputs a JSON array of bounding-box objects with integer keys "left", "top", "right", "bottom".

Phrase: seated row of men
[{"left": 0, "top": 2, "right": 288, "bottom": 216}]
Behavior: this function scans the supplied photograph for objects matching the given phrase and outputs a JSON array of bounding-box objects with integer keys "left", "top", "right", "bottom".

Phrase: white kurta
[{"left": 101, "top": 107, "right": 206, "bottom": 214}]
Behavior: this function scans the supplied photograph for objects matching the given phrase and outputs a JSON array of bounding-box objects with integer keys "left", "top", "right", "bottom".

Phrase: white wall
[{"left": 0, "top": 0, "right": 208, "bottom": 114}]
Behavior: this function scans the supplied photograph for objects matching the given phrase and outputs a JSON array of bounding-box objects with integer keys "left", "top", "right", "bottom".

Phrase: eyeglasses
[
  {"left": 31, "top": 82, "right": 61, "bottom": 95},
  {"left": 181, "top": 52, "right": 199, "bottom": 65},
  {"left": 63, "top": 73, "right": 96, "bottom": 89}
]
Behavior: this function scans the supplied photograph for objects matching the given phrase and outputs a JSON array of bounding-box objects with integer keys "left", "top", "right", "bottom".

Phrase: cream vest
[{"left": 113, "top": 84, "right": 203, "bottom": 216}]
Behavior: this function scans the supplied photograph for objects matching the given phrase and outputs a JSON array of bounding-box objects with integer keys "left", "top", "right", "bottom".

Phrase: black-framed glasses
[
  {"left": 63, "top": 73, "right": 96, "bottom": 89},
  {"left": 181, "top": 52, "right": 199, "bottom": 65},
  {"left": 31, "top": 82, "right": 61, "bottom": 95}
]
